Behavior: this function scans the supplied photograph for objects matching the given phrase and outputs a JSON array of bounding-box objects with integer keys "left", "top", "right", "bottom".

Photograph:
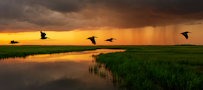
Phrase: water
[{"left": 0, "top": 49, "right": 125, "bottom": 90}]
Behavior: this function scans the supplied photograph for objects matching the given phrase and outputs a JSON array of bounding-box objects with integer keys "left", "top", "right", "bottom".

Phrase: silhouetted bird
[
  {"left": 105, "top": 38, "right": 116, "bottom": 42},
  {"left": 10, "top": 40, "right": 19, "bottom": 44},
  {"left": 40, "top": 31, "right": 48, "bottom": 39},
  {"left": 87, "top": 36, "right": 97, "bottom": 45},
  {"left": 181, "top": 31, "right": 191, "bottom": 39}
]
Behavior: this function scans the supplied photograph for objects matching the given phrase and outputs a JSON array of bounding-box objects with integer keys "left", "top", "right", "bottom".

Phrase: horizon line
[{"left": 0, "top": 44, "right": 199, "bottom": 46}]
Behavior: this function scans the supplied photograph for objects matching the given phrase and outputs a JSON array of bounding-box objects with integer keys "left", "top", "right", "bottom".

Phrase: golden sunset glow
[{"left": 1, "top": 24, "right": 203, "bottom": 45}]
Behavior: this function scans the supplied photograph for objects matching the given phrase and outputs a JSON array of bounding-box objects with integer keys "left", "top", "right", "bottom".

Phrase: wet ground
[{"left": 0, "top": 49, "right": 125, "bottom": 90}]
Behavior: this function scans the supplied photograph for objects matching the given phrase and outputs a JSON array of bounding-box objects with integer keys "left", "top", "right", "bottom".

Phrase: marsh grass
[
  {"left": 96, "top": 46, "right": 203, "bottom": 90},
  {"left": 100, "top": 71, "right": 107, "bottom": 78},
  {"left": 89, "top": 65, "right": 108, "bottom": 79},
  {"left": 89, "top": 66, "right": 93, "bottom": 73}
]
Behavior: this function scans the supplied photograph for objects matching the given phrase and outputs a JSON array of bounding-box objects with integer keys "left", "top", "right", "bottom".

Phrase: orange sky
[
  {"left": 1, "top": 24, "right": 203, "bottom": 45},
  {"left": 1, "top": 0, "right": 203, "bottom": 46}
]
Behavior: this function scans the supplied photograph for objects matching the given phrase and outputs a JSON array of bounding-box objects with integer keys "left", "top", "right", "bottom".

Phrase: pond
[{"left": 0, "top": 49, "right": 125, "bottom": 90}]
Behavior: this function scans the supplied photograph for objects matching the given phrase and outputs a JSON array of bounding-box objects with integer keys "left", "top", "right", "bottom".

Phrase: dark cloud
[
  {"left": 0, "top": 0, "right": 203, "bottom": 32},
  {"left": 93, "top": 0, "right": 203, "bottom": 27}
]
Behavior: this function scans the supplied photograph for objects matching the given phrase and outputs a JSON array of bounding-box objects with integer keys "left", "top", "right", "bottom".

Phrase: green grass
[
  {"left": 0, "top": 46, "right": 203, "bottom": 90},
  {"left": 96, "top": 46, "right": 203, "bottom": 90}
]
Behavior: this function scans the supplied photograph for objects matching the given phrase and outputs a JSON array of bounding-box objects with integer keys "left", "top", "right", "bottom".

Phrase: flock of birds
[
  {"left": 87, "top": 36, "right": 116, "bottom": 45},
  {"left": 10, "top": 31, "right": 190, "bottom": 45}
]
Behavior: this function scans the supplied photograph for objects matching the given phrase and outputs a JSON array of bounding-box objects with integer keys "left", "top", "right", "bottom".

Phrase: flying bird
[
  {"left": 10, "top": 40, "right": 19, "bottom": 44},
  {"left": 105, "top": 38, "right": 116, "bottom": 42},
  {"left": 87, "top": 36, "right": 97, "bottom": 45},
  {"left": 181, "top": 31, "right": 191, "bottom": 39},
  {"left": 40, "top": 31, "right": 48, "bottom": 39}
]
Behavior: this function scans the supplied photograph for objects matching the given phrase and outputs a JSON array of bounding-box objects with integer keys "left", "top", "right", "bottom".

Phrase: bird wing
[
  {"left": 181, "top": 33, "right": 188, "bottom": 39},
  {"left": 10, "top": 42, "right": 19, "bottom": 44},
  {"left": 105, "top": 39, "right": 110, "bottom": 41}
]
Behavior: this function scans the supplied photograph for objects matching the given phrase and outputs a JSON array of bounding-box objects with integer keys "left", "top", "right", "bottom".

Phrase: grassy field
[
  {"left": 96, "top": 46, "right": 203, "bottom": 90},
  {"left": 0, "top": 46, "right": 203, "bottom": 90}
]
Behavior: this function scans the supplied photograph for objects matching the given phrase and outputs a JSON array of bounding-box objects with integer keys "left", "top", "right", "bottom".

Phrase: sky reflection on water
[{"left": 0, "top": 49, "right": 125, "bottom": 90}]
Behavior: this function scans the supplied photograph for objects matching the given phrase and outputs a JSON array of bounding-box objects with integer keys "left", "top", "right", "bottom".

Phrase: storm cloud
[{"left": 0, "top": 0, "right": 203, "bottom": 32}]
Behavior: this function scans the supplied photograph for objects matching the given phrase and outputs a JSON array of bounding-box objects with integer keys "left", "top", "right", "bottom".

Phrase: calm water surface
[{"left": 0, "top": 49, "right": 125, "bottom": 90}]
